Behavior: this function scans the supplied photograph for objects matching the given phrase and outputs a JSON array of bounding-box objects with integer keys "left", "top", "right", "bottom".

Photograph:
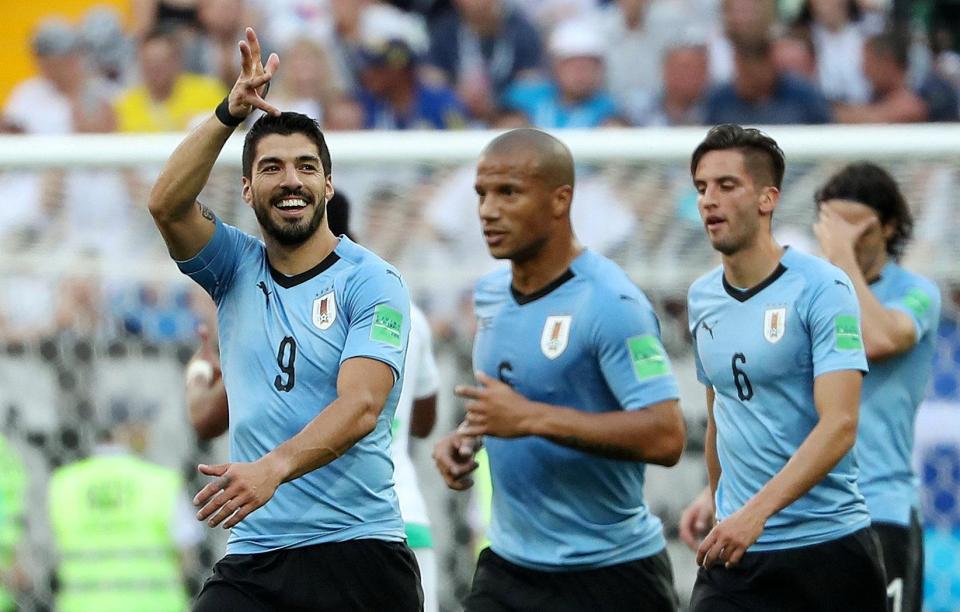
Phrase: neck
[
  {"left": 265, "top": 227, "right": 339, "bottom": 276},
  {"left": 721, "top": 232, "right": 784, "bottom": 289},
  {"left": 148, "top": 80, "right": 175, "bottom": 102},
  {"left": 511, "top": 235, "right": 582, "bottom": 295},
  {"left": 470, "top": 8, "right": 502, "bottom": 36}
]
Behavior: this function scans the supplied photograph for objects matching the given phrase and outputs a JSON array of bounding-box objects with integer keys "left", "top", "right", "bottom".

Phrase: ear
[
  {"left": 881, "top": 220, "right": 896, "bottom": 243},
  {"left": 758, "top": 185, "right": 780, "bottom": 217},
  {"left": 241, "top": 176, "right": 253, "bottom": 208},
  {"left": 324, "top": 174, "right": 335, "bottom": 203},
  {"left": 551, "top": 184, "right": 573, "bottom": 218}
]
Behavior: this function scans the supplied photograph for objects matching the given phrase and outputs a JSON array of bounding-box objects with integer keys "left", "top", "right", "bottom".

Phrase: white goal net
[{"left": 0, "top": 125, "right": 958, "bottom": 611}]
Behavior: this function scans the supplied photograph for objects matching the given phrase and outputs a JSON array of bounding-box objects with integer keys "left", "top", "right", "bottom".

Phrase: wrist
[
  {"left": 215, "top": 97, "right": 245, "bottom": 128},
  {"left": 185, "top": 359, "right": 214, "bottom": 386},
  {"left": 261, "top": 449, "right": 293, "bottom": 484},
  {"left": 523, "top": 400, "right": 550, "bottom": 436}
]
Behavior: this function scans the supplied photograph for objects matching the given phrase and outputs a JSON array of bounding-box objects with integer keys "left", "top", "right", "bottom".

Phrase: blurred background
[{"left": 1, "top": 1, "right": 960, "bottom": 611}]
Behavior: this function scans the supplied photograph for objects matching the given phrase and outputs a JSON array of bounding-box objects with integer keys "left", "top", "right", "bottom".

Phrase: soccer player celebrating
[
  {"left": 685, "top": 124, "right": 886, "bottom": 611},
  {"left": 183, "top": 194, "right": 444, "bottom": 612},
  {"left": 432, "top": 128, "right": 685, "bottom": 612},
  {"left": 814, "top": 162, "right": 940, "bottom": 612},
  {"left": 149, "top": 28, "right": 421, "bottom": 610}
]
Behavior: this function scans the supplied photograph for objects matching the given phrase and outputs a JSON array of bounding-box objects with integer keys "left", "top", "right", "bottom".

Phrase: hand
[
  {"left": 228, "top": 27, "right": 280, "bottom": 118},
  {"left": 193, "top": 457, "right": 285, "bottom": 529},
  {"left": 696, "top": 504, "right": 767, "bottom": 569},
  {"left": 679, "top": 487, "right": 715, "bottom": 551},
  {"left": 432, "top": 428, "right": 481, "bottom": 491},
  {"left": 813, "top": 204, "right": 876, "bottom": 265},
  {"left": 456, "top": 372, "right": 541, "bottom": 438}
]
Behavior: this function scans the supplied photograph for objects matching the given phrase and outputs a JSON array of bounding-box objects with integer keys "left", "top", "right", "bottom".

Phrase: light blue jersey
[
  {"left": 473, "top": 250, "right": 680, "bottom": 571},
  {"left": 178, "top": 219, "right": 410, "bottom": 554},
  {"left": 688, "top": 248, "right": 871, "bottom": 551},
  {"left": 858, "top": 261, "right": 940, "bottom": 526}
]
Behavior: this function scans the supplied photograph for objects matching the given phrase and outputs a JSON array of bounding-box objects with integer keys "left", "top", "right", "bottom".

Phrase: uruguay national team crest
[
  {"left": 540, "top": 315, "right": 571, "bottom": 359},
  {"left": 763, "top": 307, "right": 786, "bottom": 344},
  {"left": 312, "top": 291, "right": 337, "bottom": 330}
]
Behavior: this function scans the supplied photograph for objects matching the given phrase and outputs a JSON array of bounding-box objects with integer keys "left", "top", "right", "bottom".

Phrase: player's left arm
[
  {"left": 696, "top": 369, "right": 862, "bottom": 569},
  {"left": 815, "top": 205, "right": 932, "bottom": 361}
]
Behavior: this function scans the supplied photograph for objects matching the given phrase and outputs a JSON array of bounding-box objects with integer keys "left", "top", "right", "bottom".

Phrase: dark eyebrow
[{"left": 256, "top": 155, "right": 321, "bottom": 168}]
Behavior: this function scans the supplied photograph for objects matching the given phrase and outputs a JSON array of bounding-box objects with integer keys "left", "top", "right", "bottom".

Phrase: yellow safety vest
[
  {"left": 0, "top": 435, "right": 26, "bottom": 612},
  {"left": 48, "top": 454, "right": 189, "bottom": 612}
]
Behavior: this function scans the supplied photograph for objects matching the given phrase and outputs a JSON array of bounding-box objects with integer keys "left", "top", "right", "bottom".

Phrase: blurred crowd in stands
[{"left": 2, "top": 0, "right": 960, "bottom": 136}]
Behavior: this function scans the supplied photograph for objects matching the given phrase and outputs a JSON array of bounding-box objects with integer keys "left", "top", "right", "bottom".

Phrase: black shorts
[
  {"left": 689, "top": 528, "right": 887, "bottom": 612},
  {"left": 193, "top": 539, "right": 423, "bottom": 612},
  {"left": 872, "top": 509, "right": 924, "bottom": 612},
  {"left": 464, "top": 547, "right": 679, "bottom": 612}
]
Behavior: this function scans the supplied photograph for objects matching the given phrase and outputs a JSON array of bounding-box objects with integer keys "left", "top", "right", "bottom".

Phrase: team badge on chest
[
  {"left": 763, "top": 306, "right": 786, "bottom": 344},
  {"left": 312, "top": 291, "right": 337, "bottom": 330},
  {"left": 540, "top": 315, "right": 572, "bottom": 359}
]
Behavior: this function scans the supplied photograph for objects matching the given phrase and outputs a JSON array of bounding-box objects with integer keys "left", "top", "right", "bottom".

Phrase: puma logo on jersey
[
  {"left": 257, "top": 281, "right": 271, "bottom": 307},
  {"left": 700, "top": 320, "right": 716, "bottom": 339},
  {"left": 834, "top": 279, "right": 851, "bottom": 293}
]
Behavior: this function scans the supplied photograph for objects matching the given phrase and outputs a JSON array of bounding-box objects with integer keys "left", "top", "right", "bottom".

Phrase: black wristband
[{"left": 215, "top": 97, "right": 244, "bottom": 127}]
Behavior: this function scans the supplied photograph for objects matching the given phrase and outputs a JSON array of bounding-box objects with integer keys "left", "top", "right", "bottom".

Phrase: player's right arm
[
  {"left": 184, "top": 325, "right": 229, "bottom": 440},
  {"left": 704, "top": 386, "right": 720, "bottom": 496},
  {"left": 148, "top": 27, "right": 279, "bottom": 260}
]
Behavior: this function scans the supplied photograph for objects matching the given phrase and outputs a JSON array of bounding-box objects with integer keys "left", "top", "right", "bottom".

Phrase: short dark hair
[
  {"left": 242, "top": 112, "right": 331, "bottom": 179},
  {"left": 690, "top": 123, "right": 785, "bottom": 189},
  {"left": 814, "top": 162, "right": 914, "bottom": 259}
]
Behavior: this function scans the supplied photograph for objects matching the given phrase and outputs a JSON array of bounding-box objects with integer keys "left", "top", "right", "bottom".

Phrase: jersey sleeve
[
  {"left": 175, "top": 217, "right": 254, "bottom": 303},
  {"left": 884, "top": 281, "right": 941, "bottom": 341},
  {"left": 411, "top": 308, "right": 440, "bottom": 399},
  {"left": 592, "top": 293, "right": 680, "bottom": 411},
  {"left": 340, "top": 264, "right": 411, "bottom": 381},
  {"left": 806, "top": 271, "right": 869, "bottom": 378},
  {"left": 687, "top": 289, "right": 711, "bottom": 385}
]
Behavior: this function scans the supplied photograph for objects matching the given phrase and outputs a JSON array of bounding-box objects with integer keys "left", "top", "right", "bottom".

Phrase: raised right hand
[
  {"left": 228, "top": 27, "right": 280, "bottom": 118},
  {"left": 432, "top": 428, "right": 480, "bottom": 491},
  {"left": 679, "top": 486, "right": 715, "bottom": 551}
]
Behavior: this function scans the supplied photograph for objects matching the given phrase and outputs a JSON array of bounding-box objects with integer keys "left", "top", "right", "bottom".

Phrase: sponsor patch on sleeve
[
  {"left": 834, "top": 315, "right": 863, "bottom": 350},
  {"left": 627, "top": 335, "right": 671, "bottom": 381},
  {"left": 370, "top": 304, "right": 403, "bottom": 347},
  {"left": 902, "top": 287, "right": 932, "bottom": 320}
]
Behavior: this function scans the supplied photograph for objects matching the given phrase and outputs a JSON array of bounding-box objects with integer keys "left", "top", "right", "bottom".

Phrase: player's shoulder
[
  {"left": 782, "top": 248, "right": 853, "bottom": 290},
  {"left": 573, "top": 250, "right": 652, "bottom": 304},
  {"left": 335, "top": 237, "right": 406, "bottom": 286},
  {"left": 688, "top": 265, "right": 724, "bottom": 302},
  {"left": 474, "top": 267, "right": 512, "bottom": 302},
  {"left": 886, "top": 261, "right": 939, "bottom": 295}
]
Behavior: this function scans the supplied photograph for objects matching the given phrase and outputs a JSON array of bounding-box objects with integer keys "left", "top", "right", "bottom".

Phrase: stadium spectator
[
  {"left": 433, "top": 128, "right": 685, "bottom": 611},
  {"left": 79, "top": 6, "right": 135, "bottom": 98},
  {"left": 771, "top": 28, "right": 818, "bottom": 80},
  {"left": 685, "top": 124, "right": 886, "bottom": 611},
  {"left": 425, "top": 0, "right": 545, "bottom": 123},
  {"left": 500, "top": 18, "right": 621, "bottom": 127},
  {"left": 356, "top": 5, "right": 468, "bottom": 129},
  {"left": 47, "top": 407, "right": 203, "bottom": 612},
  {"left": 3, "top": 18, "right": 115, "bottom": 134},
  {"left": 836, "top": 29, "right": 959, "bottom": 123},
  {"left": 115, "top": 26, "right": 227, "bottom": 132},
  {"left": 644, "top": 41, "right": 710, "bottom": 126},
  {"left": 793, "top": 0, "right": 882, "bottom": 104},
  {"left": 597, "top": 0, "right": 690, "bottom": 125},
  {"left": 704, "top": 38, "right": 833, "bottom": 125},
  {"left": 0, "top": 432, "right": 27, "bottom": 612},
  {"left": 708, "top": 0, "right": 777, "bottom": 84},
  {"left": 266, "top": 36, "right": 345, "bottom": 127},
  {"left": 193, "top": 0, "right": 262, "bottom": 88},
  {"left": 131, "top": 0, "right": 202, "bottom": 39}
]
